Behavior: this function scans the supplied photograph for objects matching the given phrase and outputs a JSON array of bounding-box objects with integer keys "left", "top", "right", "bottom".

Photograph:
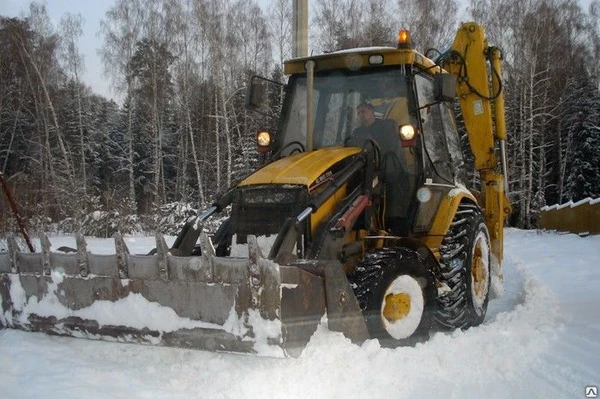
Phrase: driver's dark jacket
[{"left": 347, "top": 118, "right": 410, "bottom": 219}]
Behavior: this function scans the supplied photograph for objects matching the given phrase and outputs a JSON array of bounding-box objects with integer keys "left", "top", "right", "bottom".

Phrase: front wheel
[
  {"left": 349, "top": 248, "right": 437, "bottom": 347},
  {"left": 436, "top": 203, "right": 491, "bottom": 329}
]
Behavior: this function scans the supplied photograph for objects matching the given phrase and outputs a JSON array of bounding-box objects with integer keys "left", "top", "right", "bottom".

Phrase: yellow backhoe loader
[{"left": 0, "top": 22, "right": 511, "bottom": 357}]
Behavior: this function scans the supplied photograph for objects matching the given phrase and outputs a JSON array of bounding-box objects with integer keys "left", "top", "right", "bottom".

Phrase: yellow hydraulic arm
[{"left": 441, "top": 22, "right": 511, "bottom": 266}]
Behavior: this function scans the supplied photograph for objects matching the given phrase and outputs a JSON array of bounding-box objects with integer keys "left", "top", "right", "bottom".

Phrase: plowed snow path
[{"left": 1, "top": 229, "right": 599, "bottom": 398}]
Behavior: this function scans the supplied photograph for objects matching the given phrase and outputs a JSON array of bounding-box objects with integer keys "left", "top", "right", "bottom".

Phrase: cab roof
[{"left": 283, "top": 47, "right": 444, "bottom": 75}]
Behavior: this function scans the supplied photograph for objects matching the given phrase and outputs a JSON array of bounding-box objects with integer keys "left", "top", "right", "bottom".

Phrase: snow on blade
[
  {"left": 7, "top": 270, "right": 227, "bottom": 333},
  {"left": 73, "top": 293, "right": 224, "bottom": 332}
]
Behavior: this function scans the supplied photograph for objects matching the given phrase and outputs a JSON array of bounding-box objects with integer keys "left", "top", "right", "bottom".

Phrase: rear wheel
[
  {"left": 436, "top": 203, "right": 491, "bottom": 329},
  {"left": 349, "top": 248, "right": 437, "bottom": 347}
]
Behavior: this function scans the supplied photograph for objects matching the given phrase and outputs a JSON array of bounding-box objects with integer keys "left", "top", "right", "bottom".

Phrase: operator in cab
[
  {"left": 349, "top": 101, "right": 398, "bottom": 151},
  {"left": 353, "top": 102, "right": 387, "bottom": 142},
  {"left": 348, "top": 101, "right": 413, "bottom": 236}
]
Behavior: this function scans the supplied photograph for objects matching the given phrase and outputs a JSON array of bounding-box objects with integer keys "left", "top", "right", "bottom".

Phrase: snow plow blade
[{"left": 0, "top": 233, "right": 369, "bottom": 357}]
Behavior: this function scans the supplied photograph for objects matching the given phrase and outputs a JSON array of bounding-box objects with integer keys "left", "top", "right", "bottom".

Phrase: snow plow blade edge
[{"left": 0, "top": 233, "right": 338, "bottom": 358}]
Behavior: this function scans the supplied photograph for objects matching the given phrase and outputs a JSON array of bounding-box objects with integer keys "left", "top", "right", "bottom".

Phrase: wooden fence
[{"left": 540, "top": 198, "right": 600, "bottom": 235}]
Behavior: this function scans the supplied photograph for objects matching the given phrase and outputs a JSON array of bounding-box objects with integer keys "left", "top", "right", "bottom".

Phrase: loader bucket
[{"left": 0, "top": 233, "right": 329, "bottom": 358}]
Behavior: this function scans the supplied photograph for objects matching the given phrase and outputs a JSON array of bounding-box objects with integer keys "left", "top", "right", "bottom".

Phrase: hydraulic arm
[{"left": 440, "top": 22, "right": 511, "bottom": 267}]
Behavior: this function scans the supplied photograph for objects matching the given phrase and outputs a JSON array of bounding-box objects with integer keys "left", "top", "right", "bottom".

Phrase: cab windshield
[
  {"left": 276, "top": 67, "right": 419, "bottom": 226},
  {"left": 277, "top": 68, "right": 410, "bottom": 154}
]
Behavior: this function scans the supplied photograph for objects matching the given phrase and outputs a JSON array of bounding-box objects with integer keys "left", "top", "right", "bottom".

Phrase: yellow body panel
[
  {"left": 311, "top": 183, "right": 347, "bottom": 235},
  {"left": 420, "top": 188, "right": 478, "bottom": 259},
  {"left": 239, "top": 147, "right": 361, "bottom": 187},
  {"left": 239, "top": 147, "right": 360, "bottom": 235}
]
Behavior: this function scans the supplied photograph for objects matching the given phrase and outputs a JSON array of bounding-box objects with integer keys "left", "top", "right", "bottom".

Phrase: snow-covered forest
[{"left": 1, "top": 0, "right": 599, "bottom": 236}]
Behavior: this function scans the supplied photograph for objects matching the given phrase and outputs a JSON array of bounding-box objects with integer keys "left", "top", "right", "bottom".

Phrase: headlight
[
  {"left": 256, "top": 131, "right": 271, "bottom": 150},
  {"left": 368, "top": 55, "right": 383, "bottom": 65},
  {"left": 399, "top": 125, "right": 415, "bottom": 141}
]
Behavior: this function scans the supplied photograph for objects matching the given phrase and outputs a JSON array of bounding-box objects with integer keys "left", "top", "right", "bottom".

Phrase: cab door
[{"left": 412, "top": 74, "right": 461, "bottom": 233}]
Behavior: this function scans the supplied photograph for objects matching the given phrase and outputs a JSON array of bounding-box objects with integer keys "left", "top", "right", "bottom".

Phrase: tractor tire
[
  {"left": 436, "top": 202, "right": 491, "bottom": 329},
  {"left": 349, "top": 247, "right": 437, "bottom": 347}
]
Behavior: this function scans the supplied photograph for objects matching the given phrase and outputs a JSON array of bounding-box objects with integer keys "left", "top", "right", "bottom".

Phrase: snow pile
[{"left": 246, "top": 309, "right": 285, "bottom": 357}]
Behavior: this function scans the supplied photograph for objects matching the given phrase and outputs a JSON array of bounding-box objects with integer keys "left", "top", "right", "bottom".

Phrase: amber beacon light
[{"left": 397, "top": 29, "right": 412, "bottom": 49}]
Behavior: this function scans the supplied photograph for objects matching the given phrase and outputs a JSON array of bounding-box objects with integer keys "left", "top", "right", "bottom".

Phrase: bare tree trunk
[
  {"left": 187, "top": 104, "right": 204, "bottom": 204},
  {"left": 60, "top": 13, "right": 86, "bottom": 199},
  {"left": 221, "top": 81, "right": 232, "bottom": 189},
  {"left": 75, "top": 75, "right": 87, "bottom": 198},
  {"left": 526, "top": 64, "right": 535, "bottom": 229},
  {"left": 16, "top": 39, "right": 63, "bottom": 217},
  {"left": 214, "top": 92, "right": 221, "bottom": 193},
  {"left": 126, "top": 94, "right": 137, "bottom": 208},
  {"left": 16, "top": 40, "right": 73, "bottom": 183},
  {"left": 100, "top": 0, "right": 145, "bottom": 212},
  {"left": 269, "top": 0, "right": 292, "bottom": 66}
]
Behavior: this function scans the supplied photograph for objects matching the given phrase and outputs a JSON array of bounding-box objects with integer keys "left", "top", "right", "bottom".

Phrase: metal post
[
  {"left": 306, "top": 60, "right": 315, "bottom": 152},
  {"left": 292, "top": 0, "right": 308, "bottom": 58}
]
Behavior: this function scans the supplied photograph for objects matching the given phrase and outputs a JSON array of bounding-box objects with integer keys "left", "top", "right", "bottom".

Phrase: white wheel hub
[
  {"left": 471, "top": 230, "right": 490, "bottom": 313},
  {"left": 380, "top": 275, "right": 424, "bottom": 340}
]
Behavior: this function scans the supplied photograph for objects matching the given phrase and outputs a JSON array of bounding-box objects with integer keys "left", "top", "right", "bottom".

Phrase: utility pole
[{"left": 292, "top": 0, "right": 308, "bottom": 58}]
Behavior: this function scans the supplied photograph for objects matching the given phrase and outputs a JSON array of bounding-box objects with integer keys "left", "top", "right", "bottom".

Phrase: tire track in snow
[
  {"left": 221, "top": 244, "right": 565, "bottom": 399},
  {"left": 498, "top": 229, "right": 600, "bottom": 398}
]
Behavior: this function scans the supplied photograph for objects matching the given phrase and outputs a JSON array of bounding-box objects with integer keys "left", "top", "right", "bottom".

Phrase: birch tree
[
  {"left": 269, "top": 0, "right": 292, "bottom": 65},
  {"left": 99, "top": 0, "right": 144, "bottom": 212},
  {"left": 396, "top": 0, "right": 459, "bottom": 50},
  {"left": 59, "top": 13, "right": 88, "bottom": 199}
]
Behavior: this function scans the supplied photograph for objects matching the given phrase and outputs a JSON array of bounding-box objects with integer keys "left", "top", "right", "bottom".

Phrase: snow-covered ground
[{"left": 1, "top": 228, "right": 599, "bottom": 398}]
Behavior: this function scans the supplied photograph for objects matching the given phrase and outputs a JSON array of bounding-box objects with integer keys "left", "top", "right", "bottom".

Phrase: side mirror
[
  {"left": 434, "top": 74, "right": 456, "bottom": 102},
  {"left": 246, "top": 80, "right": 265, "bottom": 110},
  {"left": 245, "top": 75, "right": 285, "bottom": 114}
]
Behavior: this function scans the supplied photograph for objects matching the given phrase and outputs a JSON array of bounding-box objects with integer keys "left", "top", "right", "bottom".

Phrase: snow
[
  {"left": 3, "top": 270, "right": 226, "bottom": 333},
  {"left": 1, "top": 228, "right": 600, "bottom": 398},
  {"left": 230, "top": 234, "right": 278, "bottom": 257},
  {"left": 541, "top": 196, "right": 600, "bottom": 211},
  {"left": 332, "top": 46, "right": 396, "bottom": 54}
]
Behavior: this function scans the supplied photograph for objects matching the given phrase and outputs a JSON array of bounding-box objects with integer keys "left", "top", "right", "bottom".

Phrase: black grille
[{"left": 231, "top": 185, "right": 307, "bottom": 242}]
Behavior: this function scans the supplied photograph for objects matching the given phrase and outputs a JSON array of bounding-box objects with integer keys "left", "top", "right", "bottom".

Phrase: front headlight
[
  {"left": 256, "top": 131, "right": 272, "bottom": 152},
  {"left": 399, "top": 125, "right": 415, "bottom": 141}
]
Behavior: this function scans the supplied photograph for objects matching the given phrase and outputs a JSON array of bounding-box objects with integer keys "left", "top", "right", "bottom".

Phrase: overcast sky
[
  {"left": 0, "top": 0, "right": 118, "bottom": 100},
  {"left": 0, "top": 0, "right": 281, "bottom": 101},
  {"left": 0, "top": 0, "right": 595, "bottom": 102},
  {"left": 0, "top": 0, "right": 286, "bottom": 102}
]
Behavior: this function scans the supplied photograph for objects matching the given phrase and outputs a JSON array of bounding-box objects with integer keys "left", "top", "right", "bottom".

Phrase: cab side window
[
  {"left": 440, "top": 102, "right": 465, "bottom": 184},
  {"left": 415, "top": 75, "right": 453, "bottom": 183}
]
